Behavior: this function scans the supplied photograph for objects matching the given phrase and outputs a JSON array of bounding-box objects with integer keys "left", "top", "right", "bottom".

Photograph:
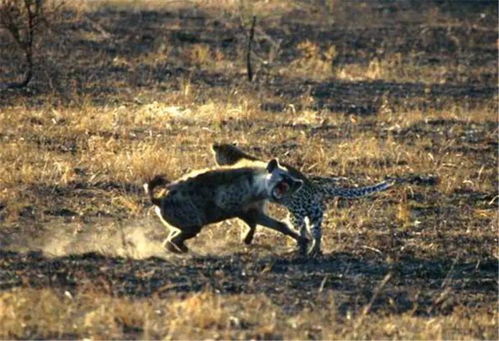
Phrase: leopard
[
  {"left": 144, "top": 159, "right": 308, "bottom": 254},
  {"left": 211, "top": 143, "right": 395, "bottom": 256}
]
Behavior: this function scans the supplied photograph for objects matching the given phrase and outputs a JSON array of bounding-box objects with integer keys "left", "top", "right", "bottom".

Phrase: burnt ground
[{"left": 0, "top": 250, "right": 496, "bottom": 318}]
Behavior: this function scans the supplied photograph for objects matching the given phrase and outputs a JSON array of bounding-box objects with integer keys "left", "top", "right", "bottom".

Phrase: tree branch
[{"left": 246, "top": 15, "right": 256, "bottom": 82}]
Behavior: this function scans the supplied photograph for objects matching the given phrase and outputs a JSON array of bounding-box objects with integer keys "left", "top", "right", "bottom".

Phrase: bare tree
[
  {"left": 0, "top": 0, "right": 61, "bottom": 89},
  {"left": 246, "top": 16, "right": 256, "bottom": 82}
]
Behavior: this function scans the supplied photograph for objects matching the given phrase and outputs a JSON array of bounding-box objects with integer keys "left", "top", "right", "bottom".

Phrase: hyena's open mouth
[{"left": 272, "top": 180, "right": 291, "bottom": 200}]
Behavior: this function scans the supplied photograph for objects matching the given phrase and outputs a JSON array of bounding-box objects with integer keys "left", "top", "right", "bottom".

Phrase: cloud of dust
[
  {"left": 6, "top": 217, "right": 170, "bottom": 259},
  {"left": 3, "top": 216, "right": 295, "bottom": 258}
]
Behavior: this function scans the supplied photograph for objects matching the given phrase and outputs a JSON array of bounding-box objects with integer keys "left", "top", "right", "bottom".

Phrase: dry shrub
[{"left": 0, "top": 0, "right": 63, "bottom": 88}]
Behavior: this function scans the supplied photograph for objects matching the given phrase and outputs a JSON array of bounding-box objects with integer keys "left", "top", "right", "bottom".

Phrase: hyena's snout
[{"left": 272, "top": 176, "right": 303, "bottom": 200}]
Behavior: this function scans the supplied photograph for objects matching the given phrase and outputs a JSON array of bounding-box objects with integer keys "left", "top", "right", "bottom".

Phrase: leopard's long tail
[
  {"left": 144, "top": 175, "right": 169, "bottom": 206},
  {"left": 318, "top": 179, "right": 395, "bottom": 199}
]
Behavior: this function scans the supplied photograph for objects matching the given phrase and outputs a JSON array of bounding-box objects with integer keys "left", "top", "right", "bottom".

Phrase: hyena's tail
[
  {"left": 144, "top": 175, "right": 169, "bottom": 206},
  {"left": 319, "top": 179, "right": 395, "bottom": 199}
]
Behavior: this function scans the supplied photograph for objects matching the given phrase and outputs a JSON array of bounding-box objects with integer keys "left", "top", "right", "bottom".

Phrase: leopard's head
[
  {"left": 265, "top": 159, "right": 303, "bottom": 202},
  {"left": 211, "top": 143, "right": 259, "bottom": 166}
]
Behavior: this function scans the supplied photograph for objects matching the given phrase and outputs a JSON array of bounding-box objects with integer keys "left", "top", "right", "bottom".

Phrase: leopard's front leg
[
  {"left": 288, "top": 210, "right": 310, "bottom": 255},
  {"left": 307, "top": 203, "right": 325, "bottom": 256}
]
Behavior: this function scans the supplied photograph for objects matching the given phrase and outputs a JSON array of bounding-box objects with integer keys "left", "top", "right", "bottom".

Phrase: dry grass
[
  {"left": 0, "top": 0, "right": 497, "bottom": 339},
  {"left": 0, "top": 285, "right": 496, "bottom": 340}
]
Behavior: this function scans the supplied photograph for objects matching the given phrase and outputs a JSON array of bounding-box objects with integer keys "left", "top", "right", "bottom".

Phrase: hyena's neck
[{"left": 251, "top": 172, "right": 270, "bottom": 199}]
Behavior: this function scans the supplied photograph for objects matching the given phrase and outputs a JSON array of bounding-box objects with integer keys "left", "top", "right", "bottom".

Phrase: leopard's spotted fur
[{"left": 211, "top": 143, "right": 395, "bottom": 256}]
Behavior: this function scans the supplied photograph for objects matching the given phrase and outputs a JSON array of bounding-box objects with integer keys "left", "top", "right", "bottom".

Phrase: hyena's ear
[{"left": 266, "top": 158, "right": 280, "bottom": 173}]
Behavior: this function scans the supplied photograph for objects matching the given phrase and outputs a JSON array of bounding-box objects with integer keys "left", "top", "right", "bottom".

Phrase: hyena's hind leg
[
  {"left": 162, "top": 229, "right": 181, "bottom": 253},
  {"left": 167, "top": 226, "right": 202, "bottom": 253},
  {"left": 154, "top": 207, "right": 181, "bottom": 253},
  {"left": 154, "top": 206, "right": 197, "bottom": 254}
]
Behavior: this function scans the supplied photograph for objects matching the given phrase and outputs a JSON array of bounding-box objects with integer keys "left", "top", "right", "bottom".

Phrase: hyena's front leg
[
  {"left": 238, "top": 202, "right": 265, "bottom": 245},
  {"left": 242, "top": 222, "right": 256, "bottom": 245},
  {"left": 251, "top": 212, "right": 309, "bottom": 254},
  {"left": 239, "top": 214, "right": 258, "bottom": 245}
]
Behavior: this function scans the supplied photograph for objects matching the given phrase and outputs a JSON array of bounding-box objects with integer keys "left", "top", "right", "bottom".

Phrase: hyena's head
[{"left": 264, "top": 159, "right": 303, "bottom": 202}]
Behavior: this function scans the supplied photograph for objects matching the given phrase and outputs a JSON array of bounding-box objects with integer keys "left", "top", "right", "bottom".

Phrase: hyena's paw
[
  {"left": 164, "top": 240, "right": 189, "bottom": 254},
  {"left": 243, "top": 232, "right": 254, "bottom": 245},
  {"left": 243, "top": 235, "right": 253, "bottom": 245}
]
